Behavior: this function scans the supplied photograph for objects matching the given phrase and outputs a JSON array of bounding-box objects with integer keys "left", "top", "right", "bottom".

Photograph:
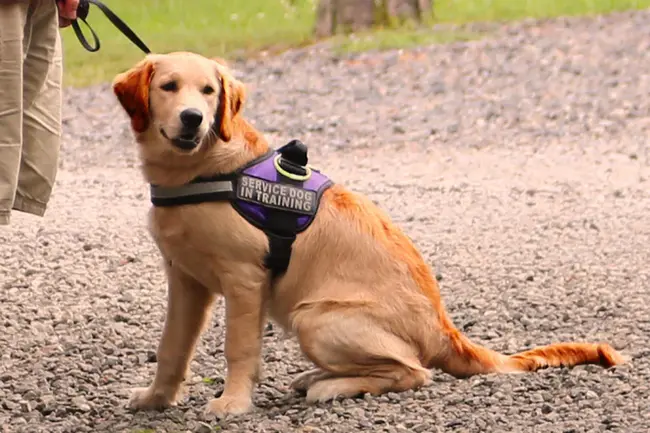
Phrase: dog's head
[{"left": 112, "top": 52, "right": 245, "bottom": 155}]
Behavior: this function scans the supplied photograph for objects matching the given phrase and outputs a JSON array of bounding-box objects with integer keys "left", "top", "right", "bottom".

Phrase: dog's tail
[{"left": 432, "top": 312, "right": 627, "bottom": 378}]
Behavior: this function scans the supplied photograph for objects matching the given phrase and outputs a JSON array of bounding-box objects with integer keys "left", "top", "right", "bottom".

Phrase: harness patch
[{"left": 237, "top": 175, "right": 317, "bottom": 215}]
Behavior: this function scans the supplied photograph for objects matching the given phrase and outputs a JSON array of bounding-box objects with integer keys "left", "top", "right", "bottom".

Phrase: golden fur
[{"left": 112, "top": 52, "right": 627, "bottom": 417}]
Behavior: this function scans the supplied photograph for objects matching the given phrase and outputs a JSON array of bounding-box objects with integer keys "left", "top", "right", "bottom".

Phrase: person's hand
[{"left": 56, "top": 0, "right": 80, "bottom": 28}]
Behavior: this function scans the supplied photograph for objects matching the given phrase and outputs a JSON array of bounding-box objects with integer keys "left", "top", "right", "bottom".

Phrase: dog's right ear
[{"left": 112, "top": 58, "right": 155, "bottom": 133}]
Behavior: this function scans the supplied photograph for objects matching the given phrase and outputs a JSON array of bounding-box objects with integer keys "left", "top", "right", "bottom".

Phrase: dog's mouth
[{"left": 160, "top": 128, "right": 201, "bottom": 151}]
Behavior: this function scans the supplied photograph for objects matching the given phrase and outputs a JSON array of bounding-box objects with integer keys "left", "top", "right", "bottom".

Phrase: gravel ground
[{"left": 1, "top": 9, "right": 650, "bottom": 433}]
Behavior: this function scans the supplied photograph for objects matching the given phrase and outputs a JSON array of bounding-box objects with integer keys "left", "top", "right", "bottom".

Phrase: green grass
[{"left": 62, "top": 0, "right": 650, "bottom": 87}]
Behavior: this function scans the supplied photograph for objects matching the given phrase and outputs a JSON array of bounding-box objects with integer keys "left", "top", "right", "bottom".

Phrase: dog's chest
[{"left": 149, "top": 204, "right": 268, "bottom": 274}]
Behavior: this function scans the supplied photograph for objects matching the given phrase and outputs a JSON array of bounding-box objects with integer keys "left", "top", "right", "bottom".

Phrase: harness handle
[{"left": 68, "top": 0, "right": 152, "bottom": 54}]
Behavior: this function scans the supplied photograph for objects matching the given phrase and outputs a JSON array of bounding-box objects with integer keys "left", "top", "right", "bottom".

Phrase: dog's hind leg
[
  {"left": 292, "top": 303, "right": 431, "bottom": 403},
  {"left": 129, "top": 262, "right": 215, "bottom": 411}
]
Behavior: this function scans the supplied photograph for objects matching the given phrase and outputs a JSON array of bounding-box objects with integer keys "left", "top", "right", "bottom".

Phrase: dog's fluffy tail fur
[{"left": 433, "top": 313, "right": 626, "bottom": 378}]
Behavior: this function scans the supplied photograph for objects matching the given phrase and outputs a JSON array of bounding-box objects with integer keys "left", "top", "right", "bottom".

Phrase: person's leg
[
  {"left": 0, "top": 2, "right": 30, "bottom": 225},
  {"left": 14, "top": 0, "right": 62, "bottom": 217}
]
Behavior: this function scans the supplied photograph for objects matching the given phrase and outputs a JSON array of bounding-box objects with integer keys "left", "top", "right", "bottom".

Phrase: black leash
[{"left": 67, "top": 0, "right": 151, "bottom": 54}]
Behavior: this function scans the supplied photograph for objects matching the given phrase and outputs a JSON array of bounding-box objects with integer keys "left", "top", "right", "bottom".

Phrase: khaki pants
[{"left": 0, "top": 0, "right": 62, "bottom": 225}]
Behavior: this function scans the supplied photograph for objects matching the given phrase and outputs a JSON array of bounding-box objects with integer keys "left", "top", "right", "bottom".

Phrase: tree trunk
[{"left": 314, "top": 0, "right": 434, "bottom": 38}]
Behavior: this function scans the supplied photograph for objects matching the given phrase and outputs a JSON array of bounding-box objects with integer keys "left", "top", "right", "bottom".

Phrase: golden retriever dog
[{"left": 112, "top": 52, "right": 626, "bottom": 417}]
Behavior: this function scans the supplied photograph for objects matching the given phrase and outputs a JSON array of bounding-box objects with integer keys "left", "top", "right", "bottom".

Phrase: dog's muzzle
[{"left": 160, "top": 128, "right": 200, "bottom": 151}]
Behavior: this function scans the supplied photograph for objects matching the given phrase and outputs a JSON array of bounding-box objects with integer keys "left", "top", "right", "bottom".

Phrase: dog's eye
[
  {"left": 160, "top": 81, "right": 178, "bottom": 92},
  {"left": 202, "top": 85, "right": 215, "bottom": 95}
]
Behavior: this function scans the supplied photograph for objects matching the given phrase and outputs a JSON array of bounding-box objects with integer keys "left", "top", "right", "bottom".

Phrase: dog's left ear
[
  {"left": 112, "top": 57, "right": 156, "bottom": 133},
  {"left": 215, "top": 68, "right": 246, "bottom": 142}
]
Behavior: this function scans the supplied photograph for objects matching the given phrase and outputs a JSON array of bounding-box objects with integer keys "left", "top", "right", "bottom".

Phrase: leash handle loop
[{"left": 71, "top": 17, "right": 100, "bottom": 52}]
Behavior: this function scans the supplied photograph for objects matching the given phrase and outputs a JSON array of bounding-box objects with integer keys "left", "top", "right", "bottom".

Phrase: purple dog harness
[{"left": 150, "top": 140, "right": 333, "bottom": 279}]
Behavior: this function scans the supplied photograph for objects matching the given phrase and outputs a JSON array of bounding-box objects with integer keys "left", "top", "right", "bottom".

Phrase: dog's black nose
[{"left": 180, "top": 108, "right": 203, "bottom": 130}]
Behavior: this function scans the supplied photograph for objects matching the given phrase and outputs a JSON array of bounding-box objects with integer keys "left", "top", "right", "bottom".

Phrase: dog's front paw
[
  {"left": 128, "top": 386, "right": 178, "bottom": 411},
  {"left": 204, "top": 395, "right": 252, "bottom": 417}
]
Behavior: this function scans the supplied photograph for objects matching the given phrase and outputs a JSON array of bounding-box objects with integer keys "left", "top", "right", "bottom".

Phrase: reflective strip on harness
[{"left": 152, "top": 180, "right": 233, "bottom": 200}]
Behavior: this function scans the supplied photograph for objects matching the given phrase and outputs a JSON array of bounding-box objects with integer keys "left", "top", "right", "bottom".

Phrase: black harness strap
[
  {"left": 262, "top": 141, "right": 311, "bottom": 280},
  {"left": 263, "top": 217, "right": 299, "bottom": 280}
]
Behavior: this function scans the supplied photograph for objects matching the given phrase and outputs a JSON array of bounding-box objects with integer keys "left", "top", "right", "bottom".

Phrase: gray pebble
[{"left": 71, "top": 396, "right": 91, "bottom": 412}]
